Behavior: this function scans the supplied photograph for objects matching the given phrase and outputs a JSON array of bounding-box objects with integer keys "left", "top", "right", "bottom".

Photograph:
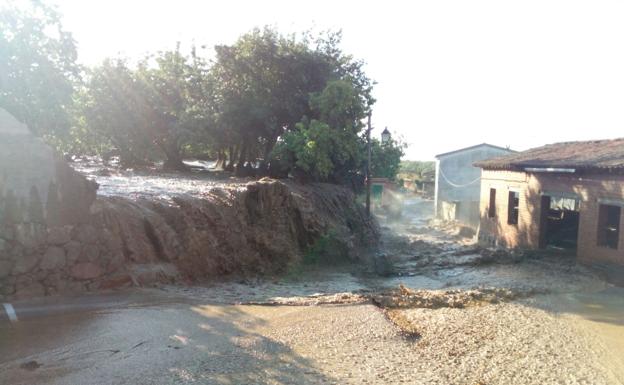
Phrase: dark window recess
[
  {"left": 598, "top": 204, "right": 621, "bottom": 249},
  {"left": 508, "top": 191, "right": 520, "bottom": 225},
  {"left": 488, "top": 188, "right": 496, "bottom": 218}
]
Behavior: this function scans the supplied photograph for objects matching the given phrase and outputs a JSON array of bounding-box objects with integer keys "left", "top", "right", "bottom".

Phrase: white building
[{"left": 435, "top": 143, "right": 515, "bottom": 228}]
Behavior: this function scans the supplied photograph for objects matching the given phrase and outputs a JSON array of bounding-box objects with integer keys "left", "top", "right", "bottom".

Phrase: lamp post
[
  {"left": 366, "top": 112, "right": 372, "bottom": 217},
  {"left": 381, "top": 127, "right": 391, "bottom": 145}
]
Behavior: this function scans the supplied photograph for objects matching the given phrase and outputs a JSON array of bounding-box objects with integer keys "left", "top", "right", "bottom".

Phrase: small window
[
  {"left": 488, "top": 188, "right": 496, "bottom": 218},
  {"left": 508, "top": 191, "right": 519, "bottom": 225},
  {"left": 598, "top": 204, "right": 620, "bottom": 249}
]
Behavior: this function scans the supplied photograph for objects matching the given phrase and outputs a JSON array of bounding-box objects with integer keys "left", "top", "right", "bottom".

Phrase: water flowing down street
[{"left": 2, "top": 198, "right": 623, "bottom": 385}]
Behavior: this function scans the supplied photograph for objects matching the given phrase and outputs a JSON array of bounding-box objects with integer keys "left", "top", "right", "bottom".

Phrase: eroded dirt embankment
[
  {"left": 0, "top": 177, "right": 378, "bottom": 300},
  {"left": 91, "top": 179, "right": 378, "bottom": 280}
]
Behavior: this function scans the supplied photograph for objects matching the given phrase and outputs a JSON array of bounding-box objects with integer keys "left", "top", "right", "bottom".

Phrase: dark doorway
[{"left": 539, "top": 195, "right": 581, "bottom": 250}]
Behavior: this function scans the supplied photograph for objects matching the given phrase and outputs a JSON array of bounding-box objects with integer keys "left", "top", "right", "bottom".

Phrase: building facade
[
  {"left": 476, "top": 138, "right": 624, "bottom": 266},
  {"left": 435, "top": 143, "right": 514, "bottom": 228}
]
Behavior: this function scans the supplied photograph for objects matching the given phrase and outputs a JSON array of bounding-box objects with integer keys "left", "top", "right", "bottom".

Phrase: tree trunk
[
  {"left": 225, "top": 145, "right": 236, "bottom": 171},
  {"left": 215, "top": 150, "right": 226, "bottom": 170},
  {"left": 259, "top": 135, "right": 277, "bottom": 175},
  {"left": 235, "top": 139, "right": 248, "bottom": 176},
  {"left": 108, "top": 137, "right": 150, "bottom": 169},
  {"left": 160, "top": 140, "right": 188, "bottom": 172}
]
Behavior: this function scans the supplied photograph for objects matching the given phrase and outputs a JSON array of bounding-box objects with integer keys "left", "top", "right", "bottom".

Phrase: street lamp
[
  {"left": 381, "top": 127, "right": 391, "bottom": 144},
  {"left": 366, "top": 112, "right": 372, "bottom": 217}
]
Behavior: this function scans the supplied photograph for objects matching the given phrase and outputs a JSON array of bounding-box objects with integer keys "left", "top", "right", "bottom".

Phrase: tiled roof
[{"left": 475, "top": 138, "right": 624, "bottom": 171}]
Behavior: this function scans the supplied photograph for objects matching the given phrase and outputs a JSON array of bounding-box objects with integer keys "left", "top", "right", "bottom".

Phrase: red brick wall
[{"left": 478, "top": 170, "right": 624, "bottom": 265}]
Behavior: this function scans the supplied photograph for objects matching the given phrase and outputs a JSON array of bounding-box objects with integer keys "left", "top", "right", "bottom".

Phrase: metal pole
[{"left": 366, "top": 111, "right": 372, "bottom": 217}]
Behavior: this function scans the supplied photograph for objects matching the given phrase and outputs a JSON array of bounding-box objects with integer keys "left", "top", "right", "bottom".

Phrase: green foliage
[
  {"left": 272, "top": 80, "right": 367, "bottom": 181},
  {"left": 78, "top": 46, "right": 213, "bottom": 168},
  {"left": 211, "top": 28, "right": 373, "bottom": 175},
  {"left": 0, "top": 1, "right": 79, "bottom": 140},
  {"left": 78, "top": 58, "right": 154, "bottom": 166},
  {"left": 370, "top": 137, "right": 407, "bottom": 180},
  {"left": 0, "top": 2, "right": 379, "bottom": 179},
  {"left": 136, "top": 45, "right": 213, "bottom": 170},
  {"left": 399, "top": 160, "right": 435, "bottom": 180}
]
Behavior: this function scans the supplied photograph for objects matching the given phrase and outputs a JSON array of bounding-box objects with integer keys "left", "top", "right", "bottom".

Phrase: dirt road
[{"left": 1, "top": 197, "right": 623, "bottom": 384}]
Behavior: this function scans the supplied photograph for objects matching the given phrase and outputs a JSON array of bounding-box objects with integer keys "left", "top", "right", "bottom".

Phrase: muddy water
[
  {"left": 72, "top": 158, "right": 250, "bottom": 200},
  {"left": 539, "top": 288, "right": 624, "bottom": 383},
  {"left": 2, "top": 194, "right": 624, "bottom": 384}
]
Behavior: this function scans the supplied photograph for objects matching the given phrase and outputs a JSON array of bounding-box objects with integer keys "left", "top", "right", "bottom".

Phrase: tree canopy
[
  {"left": 0, "top": 2, "right": 406, "bottom": 183},
  {"left": 0, "top": 1, "right": 79, "bottom": 140}
]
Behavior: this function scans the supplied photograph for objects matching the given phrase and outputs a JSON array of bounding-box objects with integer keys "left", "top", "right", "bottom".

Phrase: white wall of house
[{"left": 435, "top": 144, "right": 514, "bottom": 227}]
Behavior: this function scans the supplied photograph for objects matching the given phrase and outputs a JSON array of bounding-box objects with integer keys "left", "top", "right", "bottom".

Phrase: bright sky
[{"left": 51, "top": 0, "right": 624, "bottom": 160}]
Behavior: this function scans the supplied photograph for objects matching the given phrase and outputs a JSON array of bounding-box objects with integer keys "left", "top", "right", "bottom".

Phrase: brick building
[{"left": 475, "top": 138, "right": 624, "bottom": 266}]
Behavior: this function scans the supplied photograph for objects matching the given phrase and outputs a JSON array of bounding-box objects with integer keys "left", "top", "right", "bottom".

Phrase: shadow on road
[{"left": 0, "top": 302, "right": 336, "bottom": 385}]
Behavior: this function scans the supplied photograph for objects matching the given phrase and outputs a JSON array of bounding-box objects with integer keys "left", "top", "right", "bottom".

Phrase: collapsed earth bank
[
  {"left": 1, "top": 178, "right": 378, "bottom": 301},
  {"left": 0, "top": 111, "right": 378, "bottom": 300}
]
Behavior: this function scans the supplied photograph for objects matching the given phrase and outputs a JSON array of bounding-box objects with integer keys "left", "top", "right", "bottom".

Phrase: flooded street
[{"left": 1, "top": 197, "right": 624, "bottom": 384}]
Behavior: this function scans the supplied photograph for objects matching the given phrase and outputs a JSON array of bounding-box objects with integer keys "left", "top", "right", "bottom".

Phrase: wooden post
[{"left": 366, "top": 112, "right": 372, "bottom": 217}]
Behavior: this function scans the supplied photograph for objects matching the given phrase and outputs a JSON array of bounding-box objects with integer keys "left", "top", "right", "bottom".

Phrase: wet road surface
[{"left": 2, "top": 197, "right": 624, "bottom": 384}]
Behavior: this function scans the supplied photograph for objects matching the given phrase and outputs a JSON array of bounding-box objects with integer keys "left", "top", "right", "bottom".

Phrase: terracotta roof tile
[{"left": 474, "top": 138, "right": 624, "bottom": 171}]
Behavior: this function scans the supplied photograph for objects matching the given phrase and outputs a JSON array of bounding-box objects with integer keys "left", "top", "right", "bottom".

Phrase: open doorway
[{"left": 539, "top": 195, "right": 581, "bottom": 250}]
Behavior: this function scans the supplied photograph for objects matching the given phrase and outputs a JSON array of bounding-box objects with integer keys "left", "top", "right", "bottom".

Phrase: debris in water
[
  {"left": 20, "top": 361, "right": 41, "bottom": 371},
  {"left": 371, "top": 284, "right": 542, "bottom": 309}
]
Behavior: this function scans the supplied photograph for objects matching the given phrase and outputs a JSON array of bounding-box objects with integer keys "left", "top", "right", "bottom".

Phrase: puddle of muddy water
[{"left": 529, "top": 287, "right": 624, "bottom": 383}]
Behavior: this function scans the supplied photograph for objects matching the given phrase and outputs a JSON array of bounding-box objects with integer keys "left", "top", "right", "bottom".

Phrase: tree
[
  {"left": 272, "top": 80, "right": 368, "bottom": 182},
  {"left": 79, "top": 46, "right": 213, "bottom": 170},
  {"left": 0, "top": 1, "right": 79, "bottom": 140},
  {"left": 399, "top": 160, "right": 435, "bottom": 180},
  {"left": 78, "top": 58, "right": 154, "bottom": 167},
  {"left": 210, "top": 27, "right": 374, "bottom": 176},
  {"left": 137, "top": 45, "right": 211, "bottom": 171},
  {"left": 370, "top": 137, "right": 407, "bottom": 180}
]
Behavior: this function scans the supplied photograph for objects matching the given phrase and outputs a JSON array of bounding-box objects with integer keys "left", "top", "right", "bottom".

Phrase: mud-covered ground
[
  {"left": 1, "top": 194, "right": 623, "bottom": 384},
  {"left": 71, "top": 157, "right": 252, "bottom": 200}
]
